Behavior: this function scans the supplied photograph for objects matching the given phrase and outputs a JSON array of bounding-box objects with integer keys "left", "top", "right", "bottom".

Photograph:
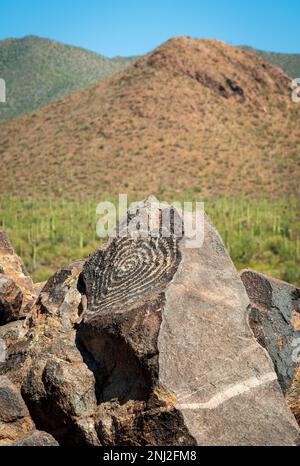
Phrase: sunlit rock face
[
  {"left": 0, "top": 229, "right": 36, "bottom": 322},
  {"left": 0, "top": 199, "right": 299, "bottom": 446},
  {"left": 241, "top": 269, "right": 300, "bottom": 427},
  {"left": 79, "top": 197, "right": 300, "bottom": 446}
]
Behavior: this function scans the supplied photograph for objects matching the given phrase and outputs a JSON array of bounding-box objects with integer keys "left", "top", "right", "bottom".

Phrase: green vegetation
[
  {"left": 1, "top": 35, "right": 299, "bottom": 123},
  {"left": 205, "top": 197, "right": 300, "bottom": 285},
  {"left": 0, "top": 196, "right": 299, "bottom": 286},
  {"left": 242, "top": 46, "right": 300, "bottom": 78},
  {"left": 0, "top": 35, "right": 136, "bottom": 121}
]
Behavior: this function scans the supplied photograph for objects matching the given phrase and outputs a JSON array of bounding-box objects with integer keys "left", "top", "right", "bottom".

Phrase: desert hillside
[
  {"left": 1, "top": 35, "right": 299, "bottom": 124},
  {"left": 0, "top": 35, "right": 136, "bottom": 121},
  {"left": 1, "top": 37, "right": 299, "bottom": 200},
  {"left": 243, "top": 46, "right": 300, "bottom": 78}
]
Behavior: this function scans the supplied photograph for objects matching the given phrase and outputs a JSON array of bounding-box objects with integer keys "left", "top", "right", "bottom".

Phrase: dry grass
[{"left": 0, "top": 37, "right": 299, "bottom": 200}]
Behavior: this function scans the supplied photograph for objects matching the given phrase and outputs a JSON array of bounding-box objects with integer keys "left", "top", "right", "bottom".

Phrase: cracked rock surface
[
  {"left": 241, "top": 269, "right": 300, "bottom": 425},
  {"left": 0, "top": 229, "right": 36, "bottom": 323},
  {"left": 0, "top": 198, "right": 299, "bottom": 445}
]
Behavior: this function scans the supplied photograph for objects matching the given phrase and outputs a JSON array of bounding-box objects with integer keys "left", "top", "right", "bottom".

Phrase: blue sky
[{"left": 0, "top": 0, "right": 299, "bottom": 57}]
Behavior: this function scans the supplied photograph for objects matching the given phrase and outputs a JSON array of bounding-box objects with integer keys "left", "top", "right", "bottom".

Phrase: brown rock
[
  {"left": 0, "top": 320, "right": 26, "bottom": 368},
  {"left": 0, "top": 230, "right": 14, "bottom": 254},
  {"left": 33, "top": 281, "right": 46, "bottom": 296},
  {"left": 0, "top": 229, "right": 36, "bottom": 319},
  {"left": 0, "top": 261, "right": 99, "bottom": 446},
  {"left": 0, "top": 376, "right": 28, "bottom": 423},
  {"left": 13, "top": 430, "right": 59, "bottom": 446},
  {"left": 78, "top": 197, "right": 300, "bottom": 446},
  {"left": 0, "top": 274, "right": 23, "bottom": 325},
  {"left": 241, "top": 269, "right": 300, "bottom": 425},
  {"left": 0, "top": 373, "right": 59, "bottom": 446},
  {"left": 1, "top": 205, "right": 299, "bottom": 446},
  {"left": 95, "top": 399, "right": 195, "bottom": 446},
  {"left": 18, "top": 261, "right": 100, "bottom": 446},
  {"left": 0, "top": 320, "right": 26, "bottom": 344},
  {"left": 0, "top": 376, "right": 34, "bottom": 445}
]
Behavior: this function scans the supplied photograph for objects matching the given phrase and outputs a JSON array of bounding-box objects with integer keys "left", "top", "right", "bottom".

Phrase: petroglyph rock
[
  {"left": 79, "top": 197, "right": 300, "bottom": 445},
  {"left": 1, "top": 201, "right": 299, "bottom": 446}
]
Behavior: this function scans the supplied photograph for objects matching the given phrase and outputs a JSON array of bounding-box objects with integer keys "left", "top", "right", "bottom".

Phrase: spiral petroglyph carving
[
  {"left": 85, "top": 235, "right": 181, "bottom": 315},
  {"left": 82, "top": 199, "right": 184, "bottom": 316}
]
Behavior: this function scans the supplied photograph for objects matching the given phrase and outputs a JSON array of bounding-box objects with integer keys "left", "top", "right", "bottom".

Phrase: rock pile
[{"left": 0, "top": 200, "right": 299, "bottom": 446}]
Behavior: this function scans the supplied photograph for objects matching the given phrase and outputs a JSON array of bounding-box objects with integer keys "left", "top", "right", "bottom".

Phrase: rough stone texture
[
  {"left": 0, "top": 383, "right": 57, "bottom": 445},
  {"left": 1, "top": 201, "right": 300, "bottom": 446},
  {"left": 0, "top": 230, "right": 14, "bottom": 254},
  {"left": 0, "top": 274, "right": 23, "bottom": 325},
  {"left": 241, "top": 269, "right": 300, "bottom": 425},
  {"left": 0, "top": 375, "right": 58, "bottom": 445},
  {"left": 33, "top": 281, "right": 46, "bottom": 296},
  {"left": 0, "top": 229, "right": 36, "bottom": 319},
  {"left": 0, "top": 320, "right": 26, "bottom": 344},
  {"left": 0, "top": 376, "right": 34, "bottom": 445},
  {"left": 0, "top": 376, "right": 28, "bottom": 423},
  {"left": 0, "top": 260, "right": 99, "bottom": 446},
  {"left": 13, "top": 430, "right": 59, "bottom": 446},
  {"left": 0, "top": 320, "right": 26, "bottom": 366},
  {"left": 78, "top": 197, "right": 300, "bottom": 446}
]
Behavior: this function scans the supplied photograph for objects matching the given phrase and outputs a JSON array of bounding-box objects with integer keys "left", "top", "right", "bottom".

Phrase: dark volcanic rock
[
  {"left": 80, "top": 235, "right": 180, "bottom": 404},
  {"left": 19, "top": 261, "right": 99, "bottom": 446},
  {"left": 241, "top": 269, "right": 300, "bottom": 425},
  {"left": 0, "top": 376, "right": 28, "bottom": 423},
  {"left": 78, "top": 197, "right": 300, "bottom": 445},
  {"left": 0, "top": 375, "right": 59, "bottom": 446},
  {"left": 0, "top": 376, "right": 34, "bottom": 445},
  {"left": 0, "top": 261, "right": 99, "bottom": 446},
  {"left": 1, "top": 201, "right": 300, "bottom": 446},
  {"left": 94, "top": 399, "right": 196, "bottom": 446}
]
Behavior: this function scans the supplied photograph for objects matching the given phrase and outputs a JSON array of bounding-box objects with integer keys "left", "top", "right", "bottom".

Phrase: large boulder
[
  {"left": 78, "top": 197, "right": 300, "bottom": 445},
  {"left": 0, "top": 230, "right": 36, "bottom": 321},
  {"left": 241, "top": 269, "right": 300, "bottom": 425},
  {"left": 1, "top": 201, "right": 299, "bottom": 446}
]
